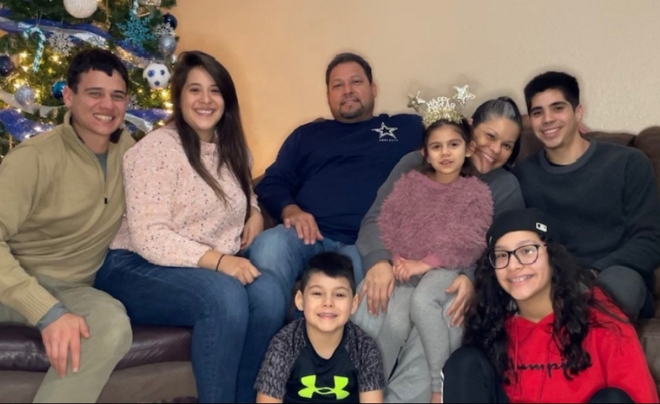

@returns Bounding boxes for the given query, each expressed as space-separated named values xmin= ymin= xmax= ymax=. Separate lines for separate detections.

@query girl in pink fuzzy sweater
xmin=377 ymin=116 xmax=493 ymax=403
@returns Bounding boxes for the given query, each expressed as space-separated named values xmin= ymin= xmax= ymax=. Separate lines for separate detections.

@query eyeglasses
xmin=488 ymin=244 xmax=546 ymax=270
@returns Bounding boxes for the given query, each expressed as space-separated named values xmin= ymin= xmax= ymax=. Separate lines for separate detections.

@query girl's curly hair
xmin=463 ymin=239 xmax=627 ymax=383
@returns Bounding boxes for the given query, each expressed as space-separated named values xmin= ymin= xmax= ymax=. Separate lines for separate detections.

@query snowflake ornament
xmin=117 ymin=14 xmax=155 ymax=50
xmin=85 ymin=35 xmax=106 ymax=48
xmin=47 ymin=32 xmax=76 ymax=56
xmin=153 ymin=23 xmax=175 ymax=38
xmin=127 ymin=95 xmax=140 ymax=110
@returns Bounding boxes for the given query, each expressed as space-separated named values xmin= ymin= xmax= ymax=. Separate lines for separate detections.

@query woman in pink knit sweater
xmin=377 ymin=116 xmax=493 ymax=403
xmin=94 ymin=51 xmax=282 ymax=403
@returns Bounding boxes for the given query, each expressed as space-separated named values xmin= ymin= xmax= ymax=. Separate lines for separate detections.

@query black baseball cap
xmin=487 ymin=208 xmax=559 ymax=248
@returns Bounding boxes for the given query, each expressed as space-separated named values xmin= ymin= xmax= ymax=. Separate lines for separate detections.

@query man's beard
xmin=340 ymin=103 xmax=364 ymax=120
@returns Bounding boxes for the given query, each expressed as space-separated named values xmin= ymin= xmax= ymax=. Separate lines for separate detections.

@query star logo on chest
xmin=372 ymin=122 xmax=398 ymax=142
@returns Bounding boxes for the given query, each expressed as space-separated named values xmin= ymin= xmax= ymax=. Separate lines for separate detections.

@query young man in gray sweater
xmin=514 ymin=71 xmax=660 ymax=318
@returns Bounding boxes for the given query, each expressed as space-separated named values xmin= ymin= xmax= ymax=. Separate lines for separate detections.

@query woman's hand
xmin=360 ymin=261 xmax=395 ymax=316
xmin=218 ymin=255 xmax=261 ymax=285
xmin=241 ymin=208 xmax=264 ymax=249
xmin=445 ymin=274 xmax=474 ymax=327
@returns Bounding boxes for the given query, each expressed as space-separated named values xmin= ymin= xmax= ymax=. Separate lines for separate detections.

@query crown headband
xmin=407 ymin=85 xmax=476 ymax=128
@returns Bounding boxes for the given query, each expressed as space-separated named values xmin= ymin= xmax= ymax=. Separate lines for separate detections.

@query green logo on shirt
xmin=299 ymin=375 xmax=350 ymax=400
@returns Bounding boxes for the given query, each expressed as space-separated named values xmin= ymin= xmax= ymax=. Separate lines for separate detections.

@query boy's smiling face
xmin=295 ymin=272 xmax=358 ymax=335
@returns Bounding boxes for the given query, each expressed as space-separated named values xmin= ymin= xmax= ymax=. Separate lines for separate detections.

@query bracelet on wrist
xmin=215 ymin=254 xmax=225 ymax=271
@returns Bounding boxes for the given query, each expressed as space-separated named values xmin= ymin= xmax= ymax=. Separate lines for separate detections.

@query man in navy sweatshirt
xmin=513 ymin=71 xmax=660 ymax=318
xmin=247 ymin=52 xmax=423 ymax=325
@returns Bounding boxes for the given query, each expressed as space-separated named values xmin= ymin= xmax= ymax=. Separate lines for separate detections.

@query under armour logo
xmin=299 ymin=375 xmax=350 ymax=400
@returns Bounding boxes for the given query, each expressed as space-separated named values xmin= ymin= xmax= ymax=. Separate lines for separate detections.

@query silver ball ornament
xmin=158 ymin=35 xmax=177 ymax=56
xmin=15 ymin=85 xmax=36 ymax=107
xmin=63 ymin=0 xmax=98 ymax=19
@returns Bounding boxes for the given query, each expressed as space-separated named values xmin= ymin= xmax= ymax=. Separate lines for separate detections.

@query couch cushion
xmin=0 ymin=324 xmax=191 ymax=372
xmin=586 ymin=131 xmax=636 ymax=146
xmin=515 ymin=129 xmax=635 ymax=165
xmin=635 ymin=126 xmax=660 ymax=190
xmin=637 ymin=318 xmax=660 ymax=390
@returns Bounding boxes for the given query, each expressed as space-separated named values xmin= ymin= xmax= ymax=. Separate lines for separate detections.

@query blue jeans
xmin=245 ymin=224 xmax=364 ymax=319
xmin=95 ymin=249 xmax=284 ymax=403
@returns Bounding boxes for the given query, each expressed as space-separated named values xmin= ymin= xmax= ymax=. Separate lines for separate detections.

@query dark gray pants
xmin=596 ymin=265 xmax=654 ymax=318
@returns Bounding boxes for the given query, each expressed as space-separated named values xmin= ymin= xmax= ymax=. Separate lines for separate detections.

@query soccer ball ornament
xmin=143 ymin=63 xmax=171 ymax=89
xmin=63 ymin=0 xmax=98 ymax=19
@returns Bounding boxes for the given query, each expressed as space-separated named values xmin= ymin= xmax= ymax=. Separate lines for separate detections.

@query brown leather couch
xmin=1 ymin=126 xmax=659 ymax=402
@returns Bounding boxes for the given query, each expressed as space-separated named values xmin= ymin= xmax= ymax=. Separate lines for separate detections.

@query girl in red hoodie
xmin=442 ymin=208 xmax=658 ymax=403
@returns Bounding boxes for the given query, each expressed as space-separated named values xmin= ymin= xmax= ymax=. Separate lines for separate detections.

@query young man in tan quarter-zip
xmin=0 ymin=49 xmax=135 ymax=402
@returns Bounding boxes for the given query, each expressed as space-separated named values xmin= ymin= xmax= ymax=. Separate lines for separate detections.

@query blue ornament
xmin=163 ymin=13 xmax=177 ymax=30
xmin=52 ymin=80 xmax=66 ymax=100
xmin=0 ymin=55 xmax=15 ymax=77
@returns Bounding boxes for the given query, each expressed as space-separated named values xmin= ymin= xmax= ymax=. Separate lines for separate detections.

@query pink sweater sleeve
xmin=122 ymin=133 xmax=211 ymax=268
xmin=422 ymin=254 xmax=443 ymax=268
xmin=248 ymin=150 xmax=260 ymax=212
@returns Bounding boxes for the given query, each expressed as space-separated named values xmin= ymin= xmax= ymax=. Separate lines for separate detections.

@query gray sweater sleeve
xmin=356 ymin=151 xmax=423 ymax=272
xmin=460 ymin=168 xmax=525 ymax=283
xmin=35 ymin=302 xmax=69 ymax=331
xmin=481 ymin=168 xmax=525 ymax=217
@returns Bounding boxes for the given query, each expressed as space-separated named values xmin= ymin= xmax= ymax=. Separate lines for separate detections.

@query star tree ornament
xmin=63 ymin=0 xmax=98 ymax=19
xmin=452 ymin=85 xmax=475 ymax=106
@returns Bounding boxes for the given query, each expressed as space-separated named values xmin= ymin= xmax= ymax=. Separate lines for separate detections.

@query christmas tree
xmin=0 ymin=0 xmax=179 ymax=162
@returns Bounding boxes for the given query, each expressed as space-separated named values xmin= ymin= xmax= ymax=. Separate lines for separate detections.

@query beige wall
xmin=176 ymin=0 xmax=660 ymax=176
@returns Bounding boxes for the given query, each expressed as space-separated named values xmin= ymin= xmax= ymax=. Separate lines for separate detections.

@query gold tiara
xmin=408 ymin=85 xmax=475 ymax=128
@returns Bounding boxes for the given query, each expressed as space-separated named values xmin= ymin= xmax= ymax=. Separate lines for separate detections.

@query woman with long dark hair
xmin=95 ymin=51 xmax=283 ymax=402
xmin=443 ymin=208 xmax=657 ymax=403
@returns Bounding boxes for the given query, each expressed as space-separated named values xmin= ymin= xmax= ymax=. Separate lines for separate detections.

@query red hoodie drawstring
xmin=513 ymin=318 xmax=522 ymax=397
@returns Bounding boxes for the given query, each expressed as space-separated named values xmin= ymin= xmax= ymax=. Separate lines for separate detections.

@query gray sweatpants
xmin=387 ymin=270 xmax=462 ymax=393
xmin=353 ymin=269 xmax=462 ymax=396
xmin=596 ymin=265 xmax=651 ymax=318
xmin=352 ymin=286 xmax=431 ymax=403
